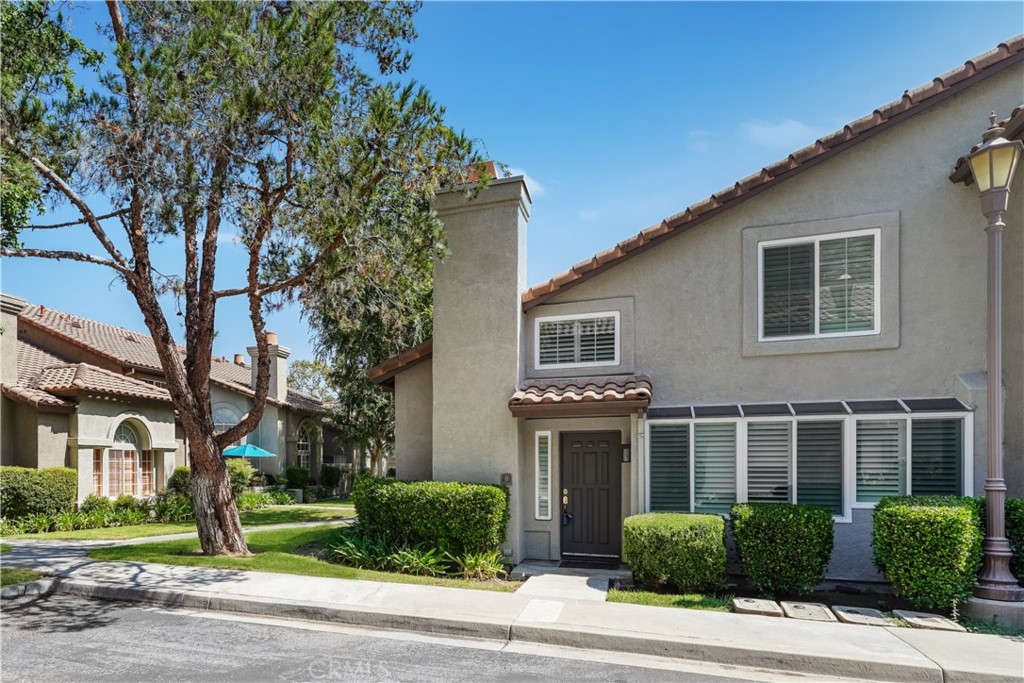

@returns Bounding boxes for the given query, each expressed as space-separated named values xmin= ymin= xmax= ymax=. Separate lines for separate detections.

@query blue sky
xmin=2 ymin=2 xmax=1021 ymax=364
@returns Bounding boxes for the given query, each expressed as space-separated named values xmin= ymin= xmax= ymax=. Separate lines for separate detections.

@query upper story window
xmin=213 ymin=405 xmax=244 ymax=447
xmin=535 ymin=312 xmax=619 ymax=369
xmin=759 ymin=229 xmax=880 ymax=341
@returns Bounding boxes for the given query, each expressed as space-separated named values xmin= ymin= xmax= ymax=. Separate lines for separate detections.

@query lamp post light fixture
xmin=968 ymin=112 xmax=1024 ymax=602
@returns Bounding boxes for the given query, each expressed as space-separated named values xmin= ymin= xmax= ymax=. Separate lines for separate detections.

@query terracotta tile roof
xmin=367 ymin=339 xmax=434 ymax=389
xmin=16 ymin=304 xmax=325 ymax=412
xmin=522 ymin=36 xmax=1024 ymax=310
xmin=37 ymin=362 xmax=172 ymax=403
xmin=509 ymin=375 xmax=652 ymax=416
xmin=0 ymin=340 xmax=76 ymax=409
xmin=950 ymin=103 xmax=1024 ymax=184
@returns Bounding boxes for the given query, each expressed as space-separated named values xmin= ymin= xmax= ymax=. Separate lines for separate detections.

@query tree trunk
xmin=189 ymin=436 xmax=249 ymax=556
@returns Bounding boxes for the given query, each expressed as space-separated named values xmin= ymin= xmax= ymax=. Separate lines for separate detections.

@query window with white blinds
xmin=536 ymin=431 xmax=552 ymax=520
xmin=760 ymin=229 xmax=879 ymax=340
xmin=694 ymin=423 xmax=736 ymax=514
xmin=911 ymin=419 xmax=963 ymax=496
xmin=536 ymin=312 xmax=618 ymax=368
xmin=856 ymin=420 xmax=906 ymax=503
xmin=649 ymin=424 xmax=690 ymax=512
xmin=747 ymin=422 xmax=790 ymax=503
xmin=796 ymin=421 xmax=844 ymax=514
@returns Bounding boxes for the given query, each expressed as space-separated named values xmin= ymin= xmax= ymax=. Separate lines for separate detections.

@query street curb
xmin=509 ymin=622 xmax=942 ymax=683
xmin=53 ymin=579 xmax=513 ymax=641
xmin=1 ymin=578 xmax=56 ymax=599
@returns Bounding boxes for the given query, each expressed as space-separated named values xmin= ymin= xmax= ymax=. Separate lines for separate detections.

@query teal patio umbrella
xmin=222 ymin=443 xmax=277 ymax=475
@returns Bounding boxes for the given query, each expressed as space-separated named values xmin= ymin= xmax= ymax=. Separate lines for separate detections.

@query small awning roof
xmin=509 ymin=375 xmax=652 ymax=418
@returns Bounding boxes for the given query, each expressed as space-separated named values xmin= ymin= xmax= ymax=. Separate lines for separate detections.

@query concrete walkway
xmin=512 ymin=560 xmax=633 ymax=601
xmin=2 ymin=539 xmax=1021 ymax=682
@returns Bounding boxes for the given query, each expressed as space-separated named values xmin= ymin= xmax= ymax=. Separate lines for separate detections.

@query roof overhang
xmin=367 ymin=339 xmax=434 ymax=390
xmin=949 ymin=104 xmax=1024 ymax=185
xmin=508 ymin=375 xmax=652 ymax=418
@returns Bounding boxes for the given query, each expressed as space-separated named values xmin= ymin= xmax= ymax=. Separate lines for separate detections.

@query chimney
xmin=247 ymin=331 xmax=290 ymax=403
xmin=0 ymin=294 xmax=28 ymax=387
xmin=233 ymin=354 xmax=245 ymax=366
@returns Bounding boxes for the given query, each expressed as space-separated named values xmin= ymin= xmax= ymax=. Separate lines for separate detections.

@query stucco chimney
xmin=247 ymin=332 xmax=290 ymax=403
xmin=233 ymin=354 xmax=245 ymax=366
xmin=0 ymin=293 xmax=28 ymax=387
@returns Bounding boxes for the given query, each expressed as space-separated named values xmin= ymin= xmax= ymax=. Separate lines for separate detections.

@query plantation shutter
xmin=796 ymin=421 xmax=843 ymax=514
xmin=818 ymin=234 xmax=875 ymax=334
xmin=762 ymin=243 xmax=814 ymax=337
xmin=856 ymin=420 xmax=906 ymax=503
xmin=578 ymin=317 xmax=616 ymax=363
xmin=538 ymin=320 xmax=576 ymax=365
xmin=911 ymin=419 xmax=963 ymax=495
xmin=536 ymin=433 xmax=552 ymax=519
xmin=694 ymin=423 xmax=737 ymax=515
xmin=649 ymin=425 xmax=690 ymax=511
xmin=747 ymin=422 xmax=791 ymax=503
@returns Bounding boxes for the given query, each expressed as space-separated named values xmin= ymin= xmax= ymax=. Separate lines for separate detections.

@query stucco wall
xmin=36 ymin=412 xmax=69 ymax=469
xmin=520 ymin=416 xmax=632 ymax=560
xmin=432 ymin=177 xmax=531 ymax=561
xmin=394 ymin=360 xmax=433 ymax=480
xmin=1 ymin=396 xmax=16 ymax=465
xmin=12 ymin=401 xmax=39 ymax=468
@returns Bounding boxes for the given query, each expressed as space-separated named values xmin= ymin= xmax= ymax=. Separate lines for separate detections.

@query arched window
xmin=297 ymin=426 xmax=312 ymax=471
xmin=213 ymin=405 xmax=244 ymax=447
xmin=102 ymin=421 xmax=155 ymax=497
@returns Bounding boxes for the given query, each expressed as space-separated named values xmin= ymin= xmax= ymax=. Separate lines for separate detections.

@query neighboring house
xmin=370 ymin=37 xmax=1024 ymax=583
xmin=0 ymin=297 xmax=349 ymax=502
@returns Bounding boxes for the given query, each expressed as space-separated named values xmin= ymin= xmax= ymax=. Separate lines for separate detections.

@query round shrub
xmin=321 ymin=465 xmax=343 ymax=490
xmin=286 ymin=466 xmax=310 ymax=490
xmin=622 ymin=513 xmax=726 ymax=592
xmin=79 ymin=494 xmax=114 ymax=516
xmin=731 ymin=503 xmax=834 ymax=597
xmin=113 ymin=493 xmax=142 ymax=513
xmin=0 ymin=466 xmax=78 ymax=518
xmin=872 ymin=499 xmax=983 ymax=608
xmin=167 ymin=467 xmax=191 ymax=495
xmin=353 ymin=477 xmax=509 ymax=555
xmin=225 ymin=458 xmax=256 ymax=496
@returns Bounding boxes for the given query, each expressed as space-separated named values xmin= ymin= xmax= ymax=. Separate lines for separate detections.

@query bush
xmin=872 ymin=498 xmax=983 ymax=609
xmin=873 ymin=496 xmax=983 ymax=575
xmin=449 ymin=549 xmax=505 ymax=580
xmin=0 ymin=466 xmax=78 ymax=518
xmin=53 ymin=511 xmax=86 ymax=531
xmin=0 ymin=517 xmax=25 ymax=535
xmin=270 ymin=491 xmax=295 ymax=506
xmin=304 ymin=485 xmax=327 ymax=503
xmin=353 ymin=477 xmax=509 ymax=555
xmin=79 ymin=494 xmax=114 ymax=516
xmin=226 ymin=459 xmax=256 ymax=496
xmin=153 ymin=490 xmax=194 ymax=522
xmin=321 ymin=465 xmax=343 ymax=490
xmin=622 ymin=513 xmax=726 ymax=592
xmin=731 ymin=503 xmax=834 ymax=597
xmin=23 ymin=513 xmax=54 ymax=534
xmin=236 ymin=492 xmax=274 ymax=512
xmin=286 ymin=466 xmax=310 ymax=490
xmin=113 ymin=494 xmax=143 ymax=513
xmin=167 ymin=467 xmax=191 ymax=495
xmin=1007 ymin=498 xmax=1024 ymax=582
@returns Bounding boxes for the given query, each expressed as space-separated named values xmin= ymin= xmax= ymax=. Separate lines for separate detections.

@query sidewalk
xmin=3 ymin=540 xmax=1021 ymax=683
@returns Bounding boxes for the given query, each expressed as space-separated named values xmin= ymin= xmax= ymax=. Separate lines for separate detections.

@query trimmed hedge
xmin=167 ymin=467 xmax=191 ymax=495
xmin=0 ymin=466 xmax=78 ymax=518
xmin=321 ymin=465 xmax=343 ymax=490
xmin=352 ymin=476 xmax=509 ymax=555
xmin=1007 ymin=498 xmax=1024 ymax=581
xmin=731 ymin=503 xmax=834 ymax=597
xmin=286 ymin=466 xmax=310 ymax=490
xmin=872 ymin=498 xmax=982 ymax=608
xmin=622 ymin=513 xmax=726 ymax=592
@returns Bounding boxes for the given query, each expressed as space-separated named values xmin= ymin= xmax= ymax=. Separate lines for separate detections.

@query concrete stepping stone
xmin=780 ymin=601 xmax=837 ymax=622
xmin=832 ymin=605 xmax=890 ymax=626
xmin=892 ymin=609 xmax=966 ymax=632
xmin=731 ymin=597 xmax=783 ymax=617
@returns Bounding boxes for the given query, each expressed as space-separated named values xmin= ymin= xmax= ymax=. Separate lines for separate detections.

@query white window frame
xmin=533 ymin=310 xmax=620 ymax=370
xmin=757 ymin=228 xmax=881 ymax=342
xmin=644 ymin=409 xmax=973 ymax=524
xmin=535 ymin=431 xmax=552 ymax=520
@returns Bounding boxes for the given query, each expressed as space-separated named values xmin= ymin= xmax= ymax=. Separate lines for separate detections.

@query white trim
xmin=534 ymin=310 xmax=621 ymax=370
xmin=535 ymin=431 xmax=553 ymax=521
xmin=644 ymin=408 xmax=973 ymax=524
xmin=757 ymin=227 xmax=882 ymax=343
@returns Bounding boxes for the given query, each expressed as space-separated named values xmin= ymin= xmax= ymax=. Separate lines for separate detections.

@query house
xmin=370 ymin=37 xmax=1024 ymax=584
xmin=0 ymin=296 xmax=349 ymax=502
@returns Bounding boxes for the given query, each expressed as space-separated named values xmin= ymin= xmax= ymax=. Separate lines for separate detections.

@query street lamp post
xmin=968 ymin=112 xmax=1024 ymax=602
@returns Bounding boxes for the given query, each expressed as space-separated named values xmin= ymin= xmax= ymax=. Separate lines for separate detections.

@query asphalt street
xmin=0 ymin=595 xmax=796 ymax=683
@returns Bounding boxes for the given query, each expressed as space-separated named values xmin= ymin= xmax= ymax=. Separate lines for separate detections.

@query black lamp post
xmin=968 ymin=112 xmax=1024 ymax=602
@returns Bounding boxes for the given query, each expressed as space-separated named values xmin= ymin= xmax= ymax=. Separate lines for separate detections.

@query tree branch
xmin=1 ymin=248 xmax=132 ymax=275
xmin=11 ymin=208 xmax=129 ymax=231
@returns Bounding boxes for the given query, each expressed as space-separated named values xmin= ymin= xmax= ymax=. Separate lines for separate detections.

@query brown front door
xmin=560 ymin=431 xmax=622 ymax=558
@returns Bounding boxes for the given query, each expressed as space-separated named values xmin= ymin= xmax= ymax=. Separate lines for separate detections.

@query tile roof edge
xmin=367 ymin=339 xmax=434 ymax=386
xmin=1 ymin=383 xmax=77 ymax=411
xmin=522 ymin=36 xmax=1024 ymax=310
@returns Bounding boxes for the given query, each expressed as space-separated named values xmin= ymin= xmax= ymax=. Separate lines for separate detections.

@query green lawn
xmin=0 ymin=544 xmax=11 ymax=554
xmin=5 ymin=506 xmax=355 ymax=541
xmin=1 ymin=567 xmax=42 ymax=587
xmin=304 ymin=497 xmax=352 ymax=507
xmin=88 ymin=525 xmax=515 ymax=592
xmin=607 ymin=588 xmax=733 ymax=612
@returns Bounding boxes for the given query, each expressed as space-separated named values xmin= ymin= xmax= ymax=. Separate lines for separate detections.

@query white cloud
xmin=738 ymin=119 xmax=826 ymax=149
xmin=687 ymin=129 xmax=713 ymax=153
xmin=578 ymin=209 xmax=600 ymax=223
xmin=508 ymin=167 xmax=546 ymax=197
